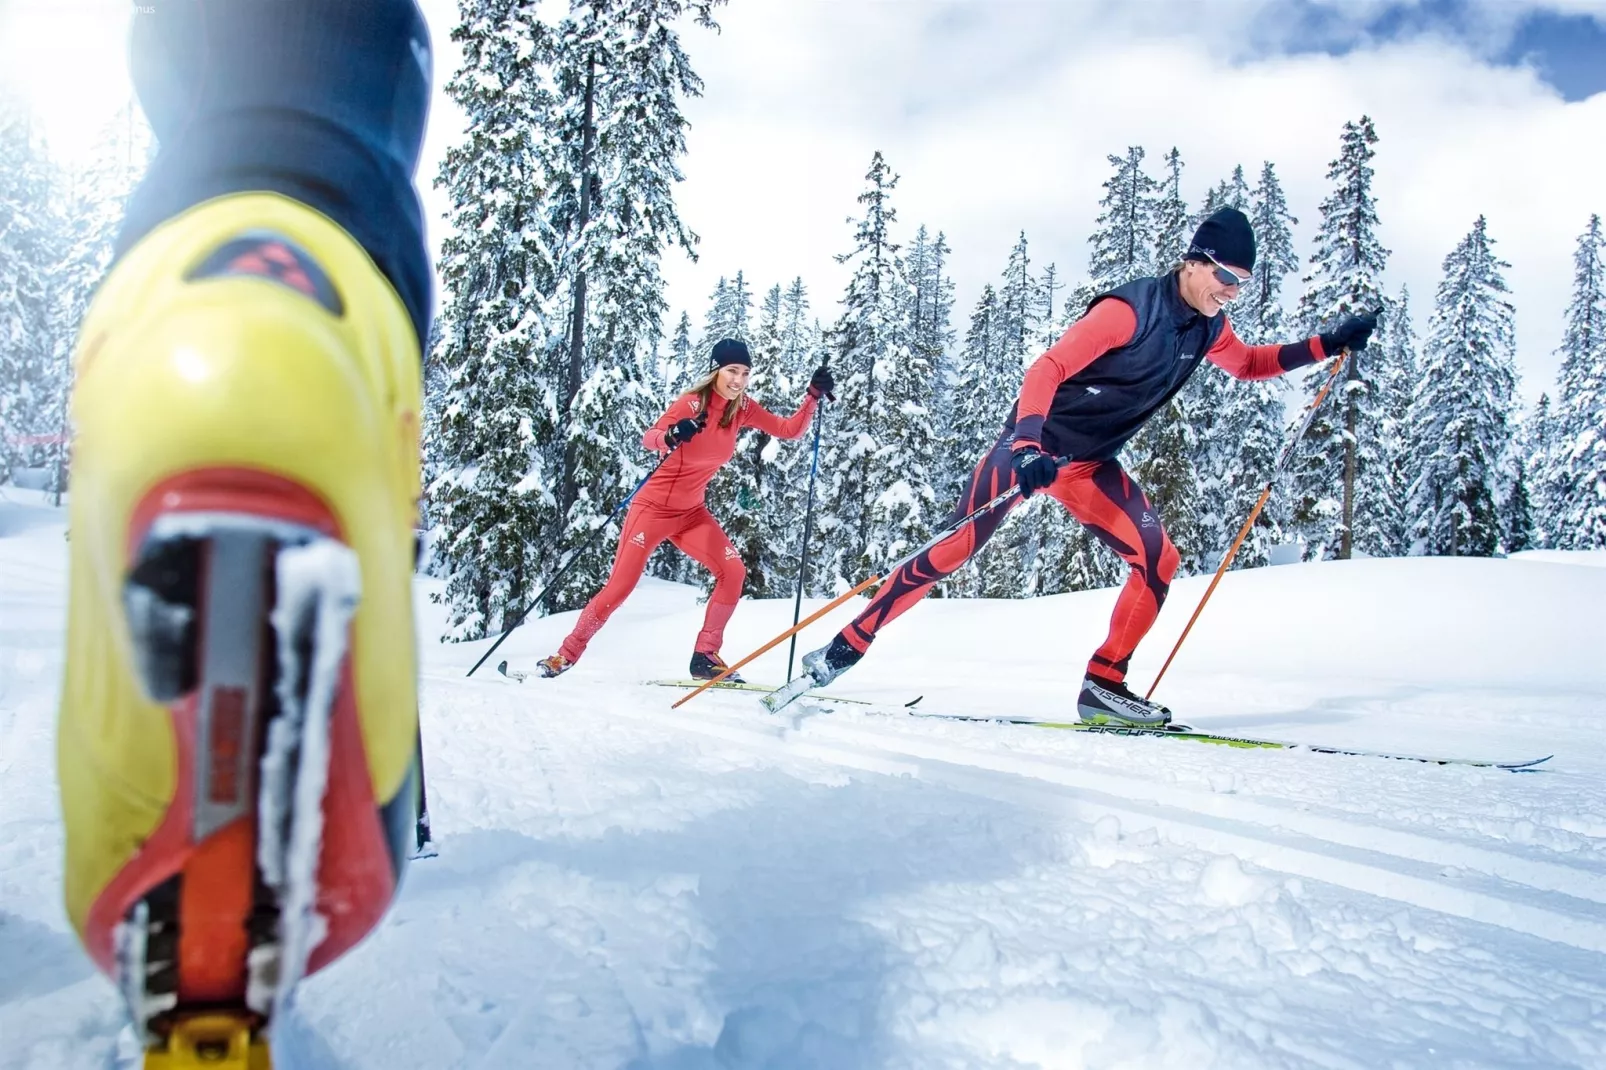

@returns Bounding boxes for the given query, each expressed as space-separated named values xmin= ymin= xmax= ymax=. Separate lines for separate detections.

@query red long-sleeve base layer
xmin=558 ymin=389 xmax=816 ymax=664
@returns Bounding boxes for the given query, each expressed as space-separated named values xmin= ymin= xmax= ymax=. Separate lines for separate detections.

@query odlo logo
xmin=631 ymin=532 xmax=646 ymax=547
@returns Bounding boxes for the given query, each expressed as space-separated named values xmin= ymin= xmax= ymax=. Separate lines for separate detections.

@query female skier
xmin=538 ymin=338 xmax=834 ymax=680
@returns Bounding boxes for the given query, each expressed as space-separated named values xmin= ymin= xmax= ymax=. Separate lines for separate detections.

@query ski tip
xmin=1501 ymin=754 xmax=1553 ymax=770
xmin=904 ymin=696 xmax=924 ymax=708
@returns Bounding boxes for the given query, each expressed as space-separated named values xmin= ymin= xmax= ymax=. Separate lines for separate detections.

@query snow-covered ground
xmin=4 ymin=487 xmax=1605 ymax=1069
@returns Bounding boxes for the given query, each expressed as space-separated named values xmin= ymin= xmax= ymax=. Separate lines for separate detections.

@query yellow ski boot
xmin=58 ymin=192 xmax=425 ymax=1067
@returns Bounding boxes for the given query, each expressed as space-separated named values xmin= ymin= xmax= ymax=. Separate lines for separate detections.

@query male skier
xmin=793 ymin=207 xmax=1375 ymax=725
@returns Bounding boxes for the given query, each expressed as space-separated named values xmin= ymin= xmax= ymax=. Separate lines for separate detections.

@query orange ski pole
xmin=673 ymin=470 xmax=1044 ymax=709
xmin=1146 ymin=350 xmax=1350 ymax=700
xmin=671 ymin=574 xmax=880 ymax=707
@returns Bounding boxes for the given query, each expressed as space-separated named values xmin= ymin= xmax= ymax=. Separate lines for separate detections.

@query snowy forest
xmin=2 ymin=2 xmax=1604 ymax=646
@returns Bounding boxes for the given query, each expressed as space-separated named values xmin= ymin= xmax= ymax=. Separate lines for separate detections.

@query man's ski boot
xmin=689 ymin=651 xmax=744 ymax=684
xmin=57 ymin=193 xmax=425 ymax=1068
xmin=1076 ymin=675 xmax=1174 ymax=727
xmin=536 ymin=654 xmax=571 ymax=678
xmin=762 ymin=634 xmax=861 ymax=713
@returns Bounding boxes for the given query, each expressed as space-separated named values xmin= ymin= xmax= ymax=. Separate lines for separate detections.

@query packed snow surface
xmin=3 ymin=489 xmax=1605 ymax=1069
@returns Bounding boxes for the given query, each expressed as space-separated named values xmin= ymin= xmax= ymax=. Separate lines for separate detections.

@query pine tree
xmin=755 ymin=279 xmax=823 ymax=596
xmin=1369 ymin=286 xmax=1420 ymax=554
xmin=1518 ymin=393 xmax=1557 ymax=546
xmin=1289 ymin=116 xmax=1393 ymax=560
xmin=427 ymin=2 xmax=563 ymax=638
xmin=1503 ymin=456 xmax=1537 ymax=553
xmin=1152 ymin=148 xmax=1191 ymax=272
xmin=1088 ymin=147 xmax=1158 ymax=291
xmin=662 ymin=309 xmax=695 ymax=394
xmin=1408 ymin=217 xmax=1517 ymax=557
xmin=817 ymin=152 xmax=934 ymax=588
xmin=1544 ymin=215 xmax=1606 ymax=549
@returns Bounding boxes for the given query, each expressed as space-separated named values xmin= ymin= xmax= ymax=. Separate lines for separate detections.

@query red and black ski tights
xmin=839 ymin=432 xmax=1180 ymax=684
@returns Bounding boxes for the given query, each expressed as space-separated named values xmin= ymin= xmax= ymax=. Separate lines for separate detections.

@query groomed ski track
xmin=8 ymin=488 xmax=1606 ymax=1068
xmin=434 ymin=673 xmax=1606 ymax=958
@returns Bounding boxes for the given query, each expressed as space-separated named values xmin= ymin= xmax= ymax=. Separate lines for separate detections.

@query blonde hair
xmin=686 ymin=366 xmax=745 ymax=430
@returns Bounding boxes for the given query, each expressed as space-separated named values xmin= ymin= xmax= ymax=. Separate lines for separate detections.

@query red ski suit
xmin=558 ymin=389 xmax=818 ymax=664
xmin=838 ymin=294 xmax=1328 ymax=684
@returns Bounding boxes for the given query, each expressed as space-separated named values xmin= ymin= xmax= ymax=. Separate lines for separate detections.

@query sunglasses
xmin=1199 ymin=251 xmax=1251 ymax=288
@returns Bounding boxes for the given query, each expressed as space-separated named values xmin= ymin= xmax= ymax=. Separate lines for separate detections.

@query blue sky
xmin=1283 ymin=0 xmax=1606 ymax=101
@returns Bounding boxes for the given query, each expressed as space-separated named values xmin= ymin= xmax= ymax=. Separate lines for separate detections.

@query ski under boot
xmin=762 ymin=634 xmax=862 ymax=712
xmin=1076 ymin=675 xmax=1173 ymax=727
xmin=689 ymin=651 xmax=744 ymax=683
xmin=57 ymin=193 xmax=425 ymax=1068
xmin=536 ymin=654 xmax=572 ymax=678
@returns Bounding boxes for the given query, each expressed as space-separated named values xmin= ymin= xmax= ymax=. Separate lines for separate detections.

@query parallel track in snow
xmin=583 ymin=688 xmax=1606 ymax=958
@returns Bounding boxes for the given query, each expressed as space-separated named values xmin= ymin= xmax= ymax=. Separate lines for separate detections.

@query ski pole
xmin=672 ymin=467 xmax=1052 ymax=708
xmin=1146 ymin=349 xmax=1351 ymax=699
xmin=465 ymin=454 xmax=669 ymax=678
xmin=786 ymin=404 xmax=827 ymax=682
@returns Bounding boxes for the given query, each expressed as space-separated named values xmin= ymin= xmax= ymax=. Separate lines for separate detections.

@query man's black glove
xmin=1011 ymin=445 xmax=1060 ymax=498
xmin=665 ymin=414 xmax=704 ymax=449
xmin=807 ymin=365 xmax=835 ymax=401
xmin=1319 ymin=313 xmax=1379 ymax=357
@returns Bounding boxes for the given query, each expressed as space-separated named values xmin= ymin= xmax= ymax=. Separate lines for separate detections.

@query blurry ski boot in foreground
xmin=688 ymin=650 xmax=744 ymax=683
xmin=58 ymin=193 xmax=425 ymax=1068
xmin=1076 ymin=675 xmax=1173 ymax=726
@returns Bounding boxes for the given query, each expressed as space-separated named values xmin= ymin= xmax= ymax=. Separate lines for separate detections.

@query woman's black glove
xmin=807 ymin=365 xmax=835 ymax=401
xmin=665 ymin=415 xmax=704 ymax=449
xmin=1319 ymin=313 xmax=1379 ymax=357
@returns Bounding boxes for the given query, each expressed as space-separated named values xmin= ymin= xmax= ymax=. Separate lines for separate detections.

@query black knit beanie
xmin=1187 ymin=207 xmax=1256 ymax=273
xmin=710 ymin=338 xmax=752 ymax=368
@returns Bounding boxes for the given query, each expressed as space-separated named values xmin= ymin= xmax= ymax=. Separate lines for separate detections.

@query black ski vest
xmin=1006 ymin=272 xmax=1227 ymax=462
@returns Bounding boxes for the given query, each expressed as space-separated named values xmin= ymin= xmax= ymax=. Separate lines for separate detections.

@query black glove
xmin=1319 ymin=313 xmax=1378 ymax=357
xmin=1012 ymin=445 xmax=1060 ymax=498
xmin=664 ymin=414 xmax=704 ymax=449
xmin=807 ymin=365 xmax=835 ymax=401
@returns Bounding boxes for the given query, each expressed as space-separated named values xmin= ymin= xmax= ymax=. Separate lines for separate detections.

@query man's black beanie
xmin=710 ymin=338 xmax=752 ymax=368
xmin=1187 ymin=207 xmax=1256 ymax=273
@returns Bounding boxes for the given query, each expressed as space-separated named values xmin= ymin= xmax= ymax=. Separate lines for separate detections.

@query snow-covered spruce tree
xmin=1189 ymin=161 xmax=1299 ymax=569
xmin=541 ymin=0 xmax=722 ymax=611
xmin=1544 ymin=214 xmax=1606 ymax=549
xmin=904 ymin=226 xmax=955 ymax=451
xmin=739 ymin=280 xmax=817 ymax=596
xmin=1407 ymin=216 xmax=1517 ymax=557
xmin=1089 ymin=146 xmax=1158 ymax=292
xmin=1517 ymin=392 xmax=1557 ymax=546
xmin=1152 ymin=148 xmax=1190 ymax=272
xmin=701 ymin=270 xmax=754 ymax=345
xmin=661 ymin=309 xmax=695 ymax=395
xmin=427 ymin=2 xmax=563 ymax=639
xmin=1289 ymin=116 xmax=1394 ymax=560
xmin=1369 ymin=285 xmax=1421 ymax=554
xmin=816 ymin=152 xmax=935 ymax=589
xmin=1502 ymin=455 xmax=1538 ymax=553
xmin=1033 ymin=261 xmax=1063 ymax=353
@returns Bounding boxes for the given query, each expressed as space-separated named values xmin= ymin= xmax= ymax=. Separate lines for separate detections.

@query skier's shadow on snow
xmin=406 ymin=765 xmax=1049 ymax=1070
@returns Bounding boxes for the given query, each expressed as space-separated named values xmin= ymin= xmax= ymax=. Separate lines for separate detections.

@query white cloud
xmin=634 ymin=1 xmax=1605 ymax=402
